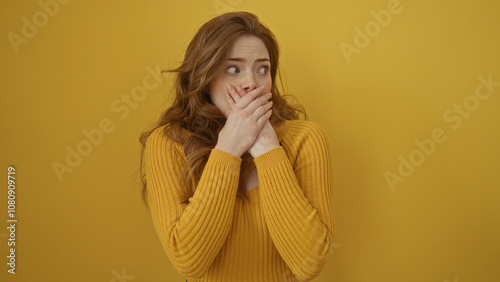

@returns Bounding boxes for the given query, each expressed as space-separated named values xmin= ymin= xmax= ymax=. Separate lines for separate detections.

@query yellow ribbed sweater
xmin=145 ymin=120 xmax=334 ymax=281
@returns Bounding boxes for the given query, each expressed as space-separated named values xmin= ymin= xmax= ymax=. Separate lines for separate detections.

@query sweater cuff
xmin=210 ymin=149 xmax=242 ymax=171
xmin=253 ymin=146 xmax=288 ymax=168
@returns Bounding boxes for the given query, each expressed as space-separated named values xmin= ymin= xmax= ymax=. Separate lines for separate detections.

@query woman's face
xmin=209 ymin=35 xmax=272 ymax=117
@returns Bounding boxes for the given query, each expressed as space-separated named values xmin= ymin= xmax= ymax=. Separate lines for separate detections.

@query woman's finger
xmin=226 ymin=85 xmax=241 ymax=104
xmin=233 ymin=85 xmax=266 ymax=109
xmin=256 ymin=109 xmax=272 ymax=127
xmin=225 ymin=92 xmax=235 ymax=107
xmin=235 ymin=86 xmax=245 ymax=98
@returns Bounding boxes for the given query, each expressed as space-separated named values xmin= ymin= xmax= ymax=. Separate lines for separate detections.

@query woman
xmin=139 ymin=11 xmax=334 ymax=281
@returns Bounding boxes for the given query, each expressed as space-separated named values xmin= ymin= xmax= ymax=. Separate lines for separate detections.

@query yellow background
xmin=1 ymin=0 xmax=499 ymax=281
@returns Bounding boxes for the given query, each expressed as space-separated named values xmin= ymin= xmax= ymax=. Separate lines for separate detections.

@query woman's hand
xmin=214 ymin=84 xmax=273 ymax=158
xmin=248 ymin=119 xmax=280 ymax=158
xmin=228 ymin=86 xmax=280 ymax=158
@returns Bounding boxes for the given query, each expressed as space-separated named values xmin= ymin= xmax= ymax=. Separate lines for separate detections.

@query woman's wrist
xmin=214 ymin=144 xmax=242 ymax=158
xmin=248 ymin=142 xmax=280 ymax=158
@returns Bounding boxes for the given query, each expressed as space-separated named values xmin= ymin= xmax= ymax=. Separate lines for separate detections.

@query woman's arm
xmin=254 ymin=121 xmax=335 ymax=281
xmin=145 ymin=126 xmax=241 ymax=278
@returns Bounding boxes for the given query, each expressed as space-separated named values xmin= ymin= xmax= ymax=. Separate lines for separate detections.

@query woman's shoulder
xmin=277 ymin=120 xmax=331 ymax=163
xmin=280 ymin=119 xmax=328 ymax=138
xmin=278 ymin=119 xmax=330 ymax=150
xmin=147 ymin=123 xmax=185 ymax=148
xmin=146 ymin=124 xmax=187 ymax=162
xmin=148 ymin=124 xmax=170 ymax=142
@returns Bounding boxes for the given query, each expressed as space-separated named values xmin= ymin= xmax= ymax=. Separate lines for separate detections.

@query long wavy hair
xmin=138 ymin=11 xmax=307 ymax=207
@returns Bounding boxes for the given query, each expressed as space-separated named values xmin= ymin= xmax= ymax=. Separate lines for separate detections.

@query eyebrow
xmin=227 ymin=57 xmax=270 ymax=62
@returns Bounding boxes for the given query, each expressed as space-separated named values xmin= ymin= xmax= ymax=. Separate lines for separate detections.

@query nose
xmin=242 ymin=72 xmax=257 ymax=93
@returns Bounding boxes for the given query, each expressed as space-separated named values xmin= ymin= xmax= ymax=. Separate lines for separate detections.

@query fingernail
xmin=226 ymin=85 xmax=231 ymax=89
xmin=236 ymin=86 xmax=242 ymax=92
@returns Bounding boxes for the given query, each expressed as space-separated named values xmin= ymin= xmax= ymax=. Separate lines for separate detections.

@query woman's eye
xmin=227 ymin=66 xmax=239 ymax=74
xmin=259 ymin=66 xmax=269 ymax=75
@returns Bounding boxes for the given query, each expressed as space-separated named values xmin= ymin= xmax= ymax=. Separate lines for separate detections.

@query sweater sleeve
xmin=145 ymin=127 xmax=242 ymax=278
xmin=253 ymin=121 xmax=334 ymax=281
